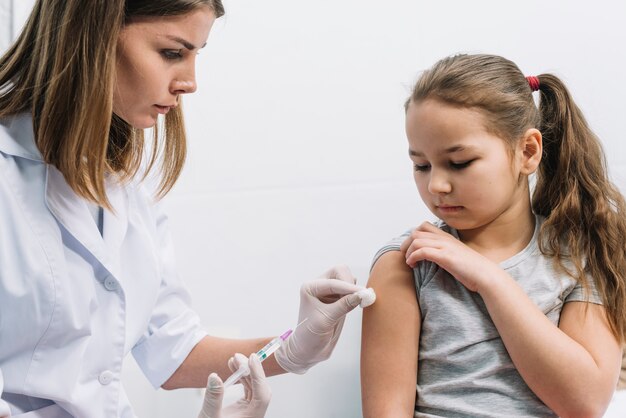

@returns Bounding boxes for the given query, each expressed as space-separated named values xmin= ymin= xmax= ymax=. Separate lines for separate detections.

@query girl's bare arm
xmin=361 ymin=250 xmax=421 ymax=418
xmin=480 ymin=273 xmax=621 ymax=418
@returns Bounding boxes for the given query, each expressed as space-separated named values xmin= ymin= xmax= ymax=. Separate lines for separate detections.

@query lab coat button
xmin=104 ymin=277 xmax=118 ymax=291
xmin=99 ymin=370 xmax=115 ymax=385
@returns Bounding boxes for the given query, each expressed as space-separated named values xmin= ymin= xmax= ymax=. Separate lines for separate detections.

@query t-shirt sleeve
xmin=131 ymin=202 xmax=208 ymax=389
xmin=370 ymin=226 xmax=443 ymax=296
xmin=370 ymin=231 xmax=412 ymax=270
xmin=564 ymin=274 xmax=603 ymax=305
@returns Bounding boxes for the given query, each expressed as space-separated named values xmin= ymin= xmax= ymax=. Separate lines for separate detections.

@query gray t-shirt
xmin=372 ymin=217 xmax=602 ymax=418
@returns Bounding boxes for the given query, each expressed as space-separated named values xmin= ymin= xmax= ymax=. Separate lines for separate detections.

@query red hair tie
xmin=526 ymin=76 xmax=540 ymax=92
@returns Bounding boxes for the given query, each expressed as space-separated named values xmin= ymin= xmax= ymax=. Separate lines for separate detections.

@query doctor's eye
xmin=161 ymin=49 xmax=183 ymax=60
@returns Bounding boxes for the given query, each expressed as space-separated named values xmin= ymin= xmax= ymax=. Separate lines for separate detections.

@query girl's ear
xmin=519 ymin=128 xmax=542 ymax=175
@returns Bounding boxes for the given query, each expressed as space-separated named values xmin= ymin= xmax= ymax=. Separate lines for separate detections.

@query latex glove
xmin=275 ymin=265 xmax=365 ymax=374
xmin=199 ymin=353 xmax=271 ymax=418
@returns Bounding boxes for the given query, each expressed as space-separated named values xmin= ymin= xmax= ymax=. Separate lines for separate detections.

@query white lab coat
xmin=0 ymin=113 xmax=208 ymax=417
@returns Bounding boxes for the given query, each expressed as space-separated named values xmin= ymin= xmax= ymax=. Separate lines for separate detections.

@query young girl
xmin=0 ymin=1 xmax=368 ymax=417
xmin=361 ymin=53 xmax=626 ymax=417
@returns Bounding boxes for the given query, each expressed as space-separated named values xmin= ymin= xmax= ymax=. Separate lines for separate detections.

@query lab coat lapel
xmin=101 ymin=177 xmax=129 ymax=261
xmin=44 ymin=166 xmax=121 ymax=278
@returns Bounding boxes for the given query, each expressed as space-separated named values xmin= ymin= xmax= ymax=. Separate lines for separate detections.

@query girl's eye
xmin=450 ymin=160 xmax=473 ymax=170
xmin=414 ymin=164 xmax=431 ymax=172
xmin=161 ymin=49 xmax=183 ymax=60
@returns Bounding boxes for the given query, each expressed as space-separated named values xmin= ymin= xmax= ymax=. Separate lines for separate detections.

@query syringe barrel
xmin=223 ymin=364 xmax=250 ymax=387
xmin=223 ymin=330 xmax=292 ymax=387
xmin=255 ymin=336 xmax=282 ymax=361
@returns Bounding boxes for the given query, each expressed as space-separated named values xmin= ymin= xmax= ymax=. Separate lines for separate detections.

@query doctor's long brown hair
xmin=406 ymin=54 xmax=626 ymax=342
xmin=0 ymin=0 xmax=224 ymax=208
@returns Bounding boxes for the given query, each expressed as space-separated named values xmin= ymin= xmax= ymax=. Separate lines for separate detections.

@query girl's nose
xmin=428 ymin=170 xmax=452 ymax=194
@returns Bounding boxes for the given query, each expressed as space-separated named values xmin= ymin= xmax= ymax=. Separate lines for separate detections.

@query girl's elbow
xmin=556 ymin=399 xmax=612 ymax=418
xmin=560 ymin=410 xmax=604 ymax=418
xmin=552 ymin=379 xmax=615 ymax=418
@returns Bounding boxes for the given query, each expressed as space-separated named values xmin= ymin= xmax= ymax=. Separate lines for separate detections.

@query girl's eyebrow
xmin=409 ymin=145 xmax=474 ymax=157
xmin=164 ymin=35 xmax=207 ymax=50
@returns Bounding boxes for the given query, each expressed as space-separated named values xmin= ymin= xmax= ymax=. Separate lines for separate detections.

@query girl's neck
xmin=457 ymin=201 xmax=536 ymax=264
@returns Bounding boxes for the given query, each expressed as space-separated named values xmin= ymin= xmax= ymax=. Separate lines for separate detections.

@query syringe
xmin=223 ymin=319 xmax=307 ymax=388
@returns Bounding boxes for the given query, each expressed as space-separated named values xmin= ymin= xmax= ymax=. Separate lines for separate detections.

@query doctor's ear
xmin=518 ymin=128 xmax=542 ymax=175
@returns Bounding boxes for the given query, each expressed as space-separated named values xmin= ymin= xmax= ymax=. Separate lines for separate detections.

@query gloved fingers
xmin=199 ymin=373 xmax=224 ymax=418
xmin=319 ymin=264 xmax=357 ymax=284
xmin=229 ymin=353 xmax=252 ymax=396
xmin=247 ymin=354 xmax=272 ymax=411
xmin=227 ymin=356 xmax=236 ymax=373
xmin=320 ymin=291 xmax=363 ymax=322
xmin=303 ymin=278 xmax=364 ymax=303
xmin=228 ymin=353 xmax=248 ymax=373
xmin=319 ymin=288 xmax=376 ymax=322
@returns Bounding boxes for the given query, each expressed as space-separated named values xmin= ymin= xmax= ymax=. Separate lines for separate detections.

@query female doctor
xmin=0 ymin=1 xmax=369 ymax=417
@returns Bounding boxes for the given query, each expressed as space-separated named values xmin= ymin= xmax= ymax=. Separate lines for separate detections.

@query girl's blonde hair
xmin=0 ymin=0 xmax=225 ymax=208
xmin=407 ymin=54 xmax=626 ymax=342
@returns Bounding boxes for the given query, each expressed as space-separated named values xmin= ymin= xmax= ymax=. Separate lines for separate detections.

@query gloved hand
xmin=274 ymin=265 xmax=365 ymax=374
xmin=199 ymin=353 xmax=271 ymax=418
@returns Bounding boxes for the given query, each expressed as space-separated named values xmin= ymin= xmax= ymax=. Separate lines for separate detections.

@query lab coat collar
xmin=3 ymin=112 xmax=130 ymax=279
xmin=0 ymin=113 xmax=43 ymax=161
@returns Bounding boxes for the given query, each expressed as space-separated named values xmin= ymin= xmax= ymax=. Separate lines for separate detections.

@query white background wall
xmin=2 ymin=0 xmax=626 ymax=417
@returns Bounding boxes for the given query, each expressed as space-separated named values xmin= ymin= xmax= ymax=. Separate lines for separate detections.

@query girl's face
xmin=113 ymin=7 xmax=216 ymax=129
xmin=405 ymin=99 xmax=532 ymax=232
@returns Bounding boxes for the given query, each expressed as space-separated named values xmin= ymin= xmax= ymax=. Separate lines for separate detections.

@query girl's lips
xmin=437 ymin=205 xmax=463 ymax=213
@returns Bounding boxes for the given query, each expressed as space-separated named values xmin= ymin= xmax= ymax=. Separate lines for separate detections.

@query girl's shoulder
xmin=371 ymin=220 xmax=448 ymax=274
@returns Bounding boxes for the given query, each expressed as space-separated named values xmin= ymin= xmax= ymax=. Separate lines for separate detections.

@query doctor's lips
xmin=154 ymin=104 xmax=177 ymax=114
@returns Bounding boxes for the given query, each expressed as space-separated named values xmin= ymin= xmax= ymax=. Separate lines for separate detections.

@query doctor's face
xmin=113 ymin=7 xmax=215 ymax=129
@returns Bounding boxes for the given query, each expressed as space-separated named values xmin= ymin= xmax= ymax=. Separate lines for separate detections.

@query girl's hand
xmin=400 ymin=222 xmax=498 ymax=292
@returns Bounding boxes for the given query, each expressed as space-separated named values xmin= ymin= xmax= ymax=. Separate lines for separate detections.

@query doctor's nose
xmin=427 ymin=171 xmax=452 ymax=194
xmin=171 ymin=70 xmax=197 ymax=95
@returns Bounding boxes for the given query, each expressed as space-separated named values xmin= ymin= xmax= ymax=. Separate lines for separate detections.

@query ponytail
xmin=533 ymin=74 xmax=626 ymax=341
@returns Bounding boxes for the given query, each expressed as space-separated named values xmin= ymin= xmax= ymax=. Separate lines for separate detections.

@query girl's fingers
xmin=416 ymin=221 xmax=440 ymax=233
xmin=401 ymin=229 xmax=441 ymax=252
xmin=406 ymin=247 xmax=444 ymax=268
xmin=405 ymin=238 xmax=445 ymax=258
